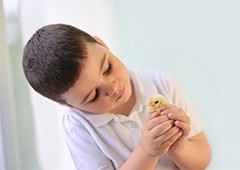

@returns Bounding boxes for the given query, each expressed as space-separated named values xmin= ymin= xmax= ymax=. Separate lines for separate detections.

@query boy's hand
xmin=141 ymin=112 xmax=182 ymax=156
xmin=160 ymin=105 xmax=191 ymax=153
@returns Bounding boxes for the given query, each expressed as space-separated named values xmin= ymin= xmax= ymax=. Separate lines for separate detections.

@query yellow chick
xmin=147 ymin=94 xmax=168 ymax=113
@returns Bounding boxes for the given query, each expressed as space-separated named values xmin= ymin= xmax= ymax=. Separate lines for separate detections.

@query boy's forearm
xmin=118 ymin=143 xmax=160 ymax=170
xmin=167 ymin=133 xmax=211 ymax=170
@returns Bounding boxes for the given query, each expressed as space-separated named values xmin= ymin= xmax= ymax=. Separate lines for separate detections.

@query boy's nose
xmin=103 ymin=80 xmax=117 ymax=96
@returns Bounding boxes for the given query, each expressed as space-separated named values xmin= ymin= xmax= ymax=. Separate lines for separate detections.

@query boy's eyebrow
xmin=100 ymin=52 xmax=106 ymax=73
xmin=80 ymin=53 xmax=106 ymax=104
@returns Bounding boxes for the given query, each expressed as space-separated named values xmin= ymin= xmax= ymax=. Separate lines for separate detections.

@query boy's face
xmin=61 ymin=41 xmax=134 ymax=114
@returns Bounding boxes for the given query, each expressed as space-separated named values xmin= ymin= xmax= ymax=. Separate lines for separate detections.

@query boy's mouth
xmin=116 ymin=86 xmax=125 ymax=101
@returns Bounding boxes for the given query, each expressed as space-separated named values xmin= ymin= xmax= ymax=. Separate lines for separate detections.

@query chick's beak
xmin=149 ymin=101 xmax=154 ymax=107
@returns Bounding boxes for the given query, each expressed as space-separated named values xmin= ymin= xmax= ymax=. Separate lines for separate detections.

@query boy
xmin=22 ymin=24 xmax=211 ymax=169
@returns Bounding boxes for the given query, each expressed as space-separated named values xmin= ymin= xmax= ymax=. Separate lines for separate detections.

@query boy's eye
xmin=103 ymin=63 xmax=112 ymax=76
xmin=90 ymin=89 xmax=100 ymax=103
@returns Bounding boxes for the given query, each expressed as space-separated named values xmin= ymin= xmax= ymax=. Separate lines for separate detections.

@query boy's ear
xmin=93 ymin=36 xmax=109 ymax=49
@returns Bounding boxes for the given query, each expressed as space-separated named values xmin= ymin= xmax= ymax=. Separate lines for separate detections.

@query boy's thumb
xmin=148 ymin=111 xmax=159 ymax=120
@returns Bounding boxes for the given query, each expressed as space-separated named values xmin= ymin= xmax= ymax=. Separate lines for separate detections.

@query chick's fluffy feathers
xmin=147 ymin=94 xmax=168 ymax=113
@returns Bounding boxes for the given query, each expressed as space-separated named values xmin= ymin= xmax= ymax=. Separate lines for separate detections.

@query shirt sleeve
xmin=61 ymin=113 xmax=114 ymax=170
xmin=148 ymin=71 xmax=206 ymax=138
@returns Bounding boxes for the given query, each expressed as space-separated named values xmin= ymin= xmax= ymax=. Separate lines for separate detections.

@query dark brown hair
xmin=22 ymin=24 xmax=98 ymax=103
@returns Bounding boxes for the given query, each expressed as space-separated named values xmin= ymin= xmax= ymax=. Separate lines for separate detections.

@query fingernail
xmin=152 ymin=112 xmax=159 ymax=117
xmin=168 ymin=113 xmax=174 ymax=118
xmin=161 ymin=111 xmax=166 ymax=115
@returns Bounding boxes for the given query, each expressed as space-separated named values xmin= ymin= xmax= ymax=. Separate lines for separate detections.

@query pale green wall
xmin=1 ymin=1 xmax=20 ymax=169
xmin=113 ymin=1 xmax=240 ymax=169
xmin=2 ymin=0 xmax=39 ymax=169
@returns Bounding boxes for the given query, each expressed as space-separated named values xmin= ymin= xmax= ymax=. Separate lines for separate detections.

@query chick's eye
xmin=103 ymin=63 xmax=112 ymax=76
xmin=155 ymin=101 xmax=159 ymax=104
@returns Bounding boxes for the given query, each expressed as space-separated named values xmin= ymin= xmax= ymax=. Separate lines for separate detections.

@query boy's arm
xmin=160 ymin=104 xmax=211 ymax=169
xmin=167 ymin=132 xmax=211 ymax=170
xmin=118 ymin=134 xmax=183 ymax=170
xmin=117 ymin=143 xmax=160 ymax=170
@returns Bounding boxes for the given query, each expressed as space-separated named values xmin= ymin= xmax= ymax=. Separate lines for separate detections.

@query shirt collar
xmin=71 ymin=108 xmax=114 ymax=127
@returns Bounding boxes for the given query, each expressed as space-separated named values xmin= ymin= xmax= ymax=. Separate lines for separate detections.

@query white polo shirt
xmin=61 ymin=69 xmax=206 ymax=170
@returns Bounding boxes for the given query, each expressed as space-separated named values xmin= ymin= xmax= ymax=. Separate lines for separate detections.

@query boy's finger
xmin=175 ymin=121 xmax=190 ymax=135
xmin=146 ymin=115 xmax=170 ymax=130
xmin=160 ymin=104 xmax=176 ymax=111
xmin=161 ymin=128 xmax=182 ymax=146
xmin=151 ymin=120 xmax=175 ymax=136
xmin=146 ymin=112 xmax=159 ymax=121
xmin=168 ymin=113 xmax=190 ymax=124
xmin=151 ymin=111 xmax=160 ymax=118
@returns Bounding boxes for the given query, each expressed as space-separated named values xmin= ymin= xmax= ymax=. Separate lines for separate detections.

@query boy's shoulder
xmin=128 ymin=68 xmax=173 ymax=84
xmin=128 ymin=68 xmax=179 ymax=99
